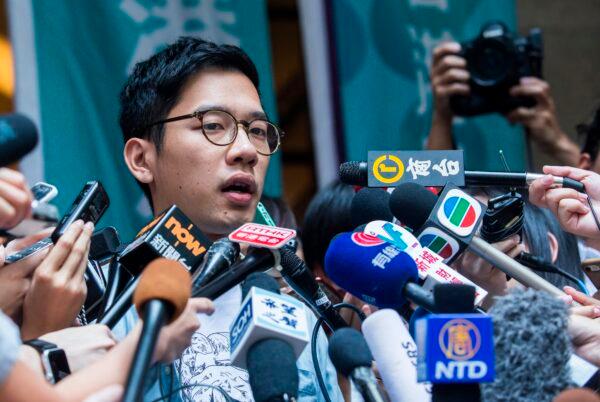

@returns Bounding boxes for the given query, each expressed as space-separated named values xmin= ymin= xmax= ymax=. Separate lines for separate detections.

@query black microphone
xmin=193 ymin=247 xmax=278 ymax=299
xmin=99 ymin=206 xmax=211 ymax=328
xmin=350 ymin=187 xmax=394 ymax=228
xmin=278 ymin=247 xmax=348 ymax=330
xmin=339 ymin=161 xmax=585 ymax=192
xmin=247 ymin=339 xmax=299 ymax=402
xmin=328 ymin=328 xmax=385 ymax=402
xmin=0 ymin=113 xmax=38 ymax=166
xmin=431 ymin=284 xmax=480 ymax=402
xmin=123 ymin=258 xmax=191 ymax=402
xmin=191 ymin=238 xmax=240 ymax=295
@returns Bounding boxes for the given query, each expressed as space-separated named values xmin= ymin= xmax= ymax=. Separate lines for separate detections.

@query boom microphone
xmin=0 ymin=113 xmax=38 ymax=166
xmin=339 ymin=161 xmax=584 ymax=192
xmin=389 ymin=182 xmax=565 ymax=297
xmin=481 ymin=289 xmax=572 ymax=402
xmin=278 ymin=247 xmax=348 ymax=330
xmin=124 ymin=258 xmax=191 ymax=402
xmin=328 ymin=328 xmax=385 ymax=402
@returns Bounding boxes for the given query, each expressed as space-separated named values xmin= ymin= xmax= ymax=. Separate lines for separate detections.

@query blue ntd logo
xmin=416 ymin=314 xmax=495 ymax=384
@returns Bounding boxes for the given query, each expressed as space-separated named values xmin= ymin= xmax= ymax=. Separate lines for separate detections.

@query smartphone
xmin=51 ymin=181 xmax=109 ymax=243
xmin=31 ymin=182 xmax=58 ymax=204
xmin=4 ymin=237 xmax=53 ymax=264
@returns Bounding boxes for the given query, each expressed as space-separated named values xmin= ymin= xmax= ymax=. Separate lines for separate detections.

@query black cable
xmin=586 ymin=190 xmax=600 ymax=234
xmin=311 ymin=302 xmax=366 ymax=402
xmin=516 ymin=252 xmax=588 ymax=293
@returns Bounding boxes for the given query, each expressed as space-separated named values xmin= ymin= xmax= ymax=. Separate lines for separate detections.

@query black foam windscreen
xmin=0 ymin=113 xmax=38 ymax=166
xmin=328 ymin=328 xmax=373 ymax=377
xmin=433 ymin=284 xmax=476 ymax=313
xmin=247 ymin=338 xmax=299 ymax=402
xmin=389 ymin=183 xmax=437 ymax=230
xmin=339 ymin=161 xmax=367 ymax=186
xmin=481 ymin=289 xmax=572 ymax=402
xmin=350 ymin=187 xmax=394 ymax=228
xmin=241 ymin=272 xmax=280 ymax=299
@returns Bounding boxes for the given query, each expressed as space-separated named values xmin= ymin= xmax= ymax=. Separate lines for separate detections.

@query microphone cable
xmin=311 ymin=303 xmax=366 ymax=402
xmin=516 ymin=252 xmax=589 ymax=294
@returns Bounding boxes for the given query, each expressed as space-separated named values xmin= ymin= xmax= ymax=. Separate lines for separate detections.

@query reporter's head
xmin=120 ymin=37 xmax=281 ymax=239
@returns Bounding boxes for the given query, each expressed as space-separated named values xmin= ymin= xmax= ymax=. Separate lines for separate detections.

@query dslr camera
xmin=450 ymin=21 xmax=543 ymax=116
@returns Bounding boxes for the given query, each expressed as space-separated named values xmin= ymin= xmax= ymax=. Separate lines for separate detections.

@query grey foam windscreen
xmin=481 ymin=289 xmax=572 ymax=402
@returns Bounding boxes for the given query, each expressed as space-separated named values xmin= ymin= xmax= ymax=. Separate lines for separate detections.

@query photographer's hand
xmin=426 ymin=42 xmax=469 ymax=150
xmin=507 ymin=77 xmax=579 ymax=166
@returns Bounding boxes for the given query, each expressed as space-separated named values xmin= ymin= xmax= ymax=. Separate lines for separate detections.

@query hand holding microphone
xmin=529 ymin=165 xmax=600 ymax=238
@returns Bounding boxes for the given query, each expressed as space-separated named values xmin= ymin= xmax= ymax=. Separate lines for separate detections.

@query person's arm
xmin=507 ymin=77 xmax=580 ymax=166
xmin=425 ymin=42 xmax=469 ymax=151
xmin=0 ymin=298 xmax=213 ymax=402
xmin=19 ymin=324 xmax=118 ymax=377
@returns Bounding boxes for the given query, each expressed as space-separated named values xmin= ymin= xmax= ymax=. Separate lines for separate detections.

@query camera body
xmin=450 ymin=22 xmax=543 ymax=117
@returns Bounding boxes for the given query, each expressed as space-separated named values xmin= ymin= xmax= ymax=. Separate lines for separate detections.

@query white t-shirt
xmin=176 ymin=285 xmax=252 ymax=401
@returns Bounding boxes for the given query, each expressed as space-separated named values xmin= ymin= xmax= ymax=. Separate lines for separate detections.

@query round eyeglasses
xmin=146 ymin=109 xmax=284 ymax=155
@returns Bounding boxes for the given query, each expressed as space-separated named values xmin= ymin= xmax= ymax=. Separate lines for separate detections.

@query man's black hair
xmin=578 ymin=106 xmax=600 ymax=162
xmin=301 ymin=181 xmax=355 ymax=271
xmin=119 ymin=36 xmax=260 ymax=204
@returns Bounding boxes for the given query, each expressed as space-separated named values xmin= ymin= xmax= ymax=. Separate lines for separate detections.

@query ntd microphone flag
xmin=325 ymin=232 xmax=418 ymax=308
xmin=230 ymin=287 xmax=309 ymax=369
xmin=416 ymin=314 xmax=494 ymax=383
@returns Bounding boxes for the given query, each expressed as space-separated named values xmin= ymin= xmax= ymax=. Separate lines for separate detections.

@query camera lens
xmin=469 ymin=39 xmax=513 ymax=87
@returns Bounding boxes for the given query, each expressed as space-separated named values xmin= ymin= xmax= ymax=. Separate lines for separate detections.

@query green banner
xmin=30 ymin=0 xmax=279 ymax=240
xmin=331 ymin=0 xmax=526 ymax=172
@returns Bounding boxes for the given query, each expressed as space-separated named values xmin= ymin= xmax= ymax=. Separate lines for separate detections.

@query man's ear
xmin=123 ymin=138 xmax=156 ymax=185
xmin=578 ymin=152 xmax=592 ymax=170
xmin=547 ymin=231 xmax=559 ymax=264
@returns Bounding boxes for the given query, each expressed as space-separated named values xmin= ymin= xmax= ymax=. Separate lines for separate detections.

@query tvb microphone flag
xmin=8 ymin=0 xmax=281 ymax=240
xmin=326 ymin=0 xmax=527 ymax=171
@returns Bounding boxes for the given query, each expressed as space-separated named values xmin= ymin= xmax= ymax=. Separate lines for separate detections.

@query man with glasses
xmin=117 ymin=37 xmax=343 ymax=401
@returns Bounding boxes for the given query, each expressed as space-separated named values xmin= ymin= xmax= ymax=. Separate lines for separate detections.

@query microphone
xmin=324 ymin=231 xmax=434 ymax=310
xmin=481 ymin=289 xmax=573 ymax=402
xmin=416 ymin=284 xmax=491 ymax=402
xmin=99 ymin=206 xmax=211 ymax=328
xmin=247 ymin=339 xmax=299 ymax=402
xmin=0 ymin=113 xmax=38 ymax=166
xmin=123 ymin=258 xmax=191 ymax=402
xmin=350 ymin=188 xmax=394 ymax=227
xmin=363 ymin=219 xmax=488 ymax=305
xmin=192 ymin=247 xmax=279 ymax=299
xmin=191 ymin=238 xmax=240 ymax=295
xmin=328 ymin=328 xmax=385 ymax=402
xmin=389 ymin=182 xmax=566 ymax=298
xmin=339 ymin=161 xmax=584 ymax=192
xmin=278 ymin=247 xmax=348 ymax=330
xmin=362 ymin=309 xmax=431 ymax=402
xmin=230 ymin=273 xmax=305 ymax=402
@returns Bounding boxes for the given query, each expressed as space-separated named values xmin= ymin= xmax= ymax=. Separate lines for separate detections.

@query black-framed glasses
xmin=146 ymin=109 xmax=284 ymax=155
